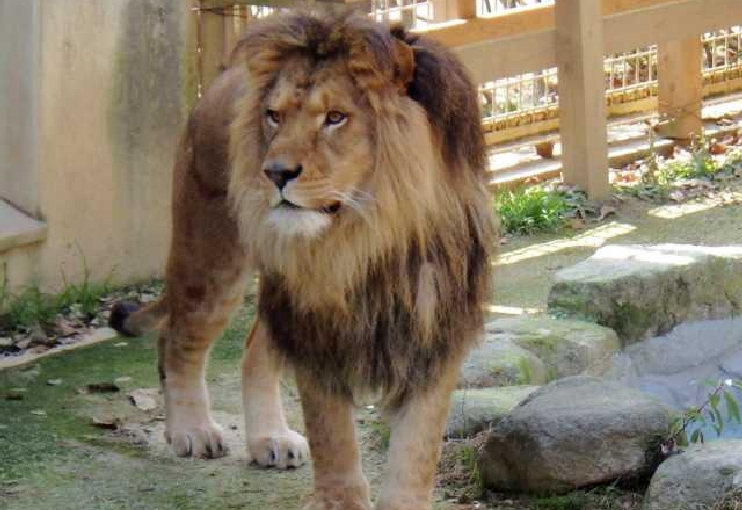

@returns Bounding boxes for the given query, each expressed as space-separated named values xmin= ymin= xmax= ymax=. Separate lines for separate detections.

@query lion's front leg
xmin=296 ymin=373 xmax=371 ymax=510
xmin=242 ymin=320 xmax=309 ymax=468
xmin=375 ymin=357 xmax=463 ymax=510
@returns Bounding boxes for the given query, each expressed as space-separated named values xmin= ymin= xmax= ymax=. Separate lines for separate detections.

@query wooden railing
xmin=192 ymin=0 xmax=742 ymax=199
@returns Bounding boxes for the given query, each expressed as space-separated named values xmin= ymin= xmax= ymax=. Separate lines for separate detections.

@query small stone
xmin=30 ymin=409 xmax=47 ymax=416
xmin=77 ymin=382 xmax=120 ymax=394
xmin=29 ymin=323 xmax=51 ymax=346
xmin=139 ymin=293 xmax=157 ymax=303
xmin=128 ymin=388 xmax=158 ymax=411
xmin=6 ymin=388 xmax=27 ymax=401
xmin=15 ymin=338 xmax=31 ymax=350
xmin=55 ymin=317 xmax=78 ymax=337
xmin=91 ymin=416 xmax=120 ymax=429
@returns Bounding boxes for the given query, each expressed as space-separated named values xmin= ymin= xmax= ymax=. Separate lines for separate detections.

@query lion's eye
xmin=325 ymin=111 xmax=347 ymax=127
xmin=266 ymin=109 xmax=281 ymax=126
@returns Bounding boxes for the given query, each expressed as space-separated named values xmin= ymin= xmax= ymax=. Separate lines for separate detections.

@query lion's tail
xmin=109 ymin=296 xmax=168 ymax=337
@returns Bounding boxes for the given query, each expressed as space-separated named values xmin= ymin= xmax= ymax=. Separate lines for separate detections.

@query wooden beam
xmin=554 ymin=0 xmax=611 ymax=200
xmin=202 ymin=0 xmax=369 ymax=8
xmin=200 ymin=8 xmax=226 ymax=89
xmin=223 ymin=5 xmax=239 ymax=68
xmin=418 ymin=4 xmax=554 ymax=48
xmin=603 ymin=0 xmax=742 ymax=54
xmin=657 ymin=37 xmax=704 ymax=140
xmin=441 ymin=0 xmax=742 ymax=85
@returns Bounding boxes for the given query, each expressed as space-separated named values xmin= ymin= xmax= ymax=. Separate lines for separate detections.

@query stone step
xmin=548 ymin=244 xmax=742 ymax=344
xmin=458 ymin=316 xmax=620 ymax=390
xmin=0 ymin=199 xmax=46 ymax=254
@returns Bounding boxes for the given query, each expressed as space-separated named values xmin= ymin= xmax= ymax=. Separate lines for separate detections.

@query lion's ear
xmin=392 ymin=38 xmax=415 ymax=94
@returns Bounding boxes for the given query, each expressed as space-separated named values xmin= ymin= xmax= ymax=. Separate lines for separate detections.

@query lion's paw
xmin=303 ymin=498 xmax=371 ymax=510
xmin=247 ymin=430 xmax=309 ymax=469
xmin=166 ymin=419 xmax=228 ymax=459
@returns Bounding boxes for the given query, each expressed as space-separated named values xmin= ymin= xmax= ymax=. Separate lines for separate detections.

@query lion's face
xmin=255 ymin=57 xmax=375 ymax=238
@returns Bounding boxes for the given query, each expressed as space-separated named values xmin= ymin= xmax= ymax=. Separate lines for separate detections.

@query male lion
xmin=111 ymin=10 xmax=496 ymax=510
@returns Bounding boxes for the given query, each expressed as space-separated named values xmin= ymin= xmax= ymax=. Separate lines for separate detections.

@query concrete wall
xmin=0 ymin=1 xmax=41 ymax=216
xmin=0 ymin=0 xmax=196 ymax=292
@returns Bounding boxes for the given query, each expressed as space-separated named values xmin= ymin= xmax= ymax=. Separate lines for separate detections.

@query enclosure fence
xmin=192 ymin=0 xmax=742 ymax=198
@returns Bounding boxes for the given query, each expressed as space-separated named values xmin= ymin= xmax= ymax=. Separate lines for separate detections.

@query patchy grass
xmin=496 ymin=187 xmax=569 ymax=235
xmin=0 ymin=268 xmax=113 ymax=332
xmin=714 ymin=488 xmax=742 ymax=510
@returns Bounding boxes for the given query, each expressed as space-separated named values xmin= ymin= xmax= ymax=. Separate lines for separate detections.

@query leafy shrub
xmin=496 ymin=187 xmax=569 ymax=235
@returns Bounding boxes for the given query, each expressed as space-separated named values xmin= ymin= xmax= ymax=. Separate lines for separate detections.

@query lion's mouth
xmin=278 ymin=199 xmax=341 ymax=215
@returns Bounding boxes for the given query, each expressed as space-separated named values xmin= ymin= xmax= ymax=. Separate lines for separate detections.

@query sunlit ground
xmin=490 ymin=182 xmax=742 ymax=315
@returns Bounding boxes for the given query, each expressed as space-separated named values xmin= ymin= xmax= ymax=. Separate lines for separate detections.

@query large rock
xmin=477 ymin=377 xmax=670 ymax=494
xmin=548 ymin=244 xmax=742 ymax=344
xmin=474 ymin=317 xmax=620 ymax=382
xmin=458 ymin=336 xmax=547 ymax=388
xmin=644 ymin=440 xmax=742 ymax=510
xmin=445 ymin=386 xmax=538 ymax=439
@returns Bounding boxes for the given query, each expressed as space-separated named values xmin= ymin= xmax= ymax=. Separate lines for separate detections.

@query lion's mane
xmin=228 ymin=11 xmax=497 ymax=402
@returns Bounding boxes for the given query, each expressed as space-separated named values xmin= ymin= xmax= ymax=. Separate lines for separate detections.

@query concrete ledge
xmin=0 ymin=200 xmax=47 ymax=253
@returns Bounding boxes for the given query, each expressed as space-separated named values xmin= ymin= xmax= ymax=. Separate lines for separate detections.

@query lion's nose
xmin=263 ymin=162 xmax=303 ymax=190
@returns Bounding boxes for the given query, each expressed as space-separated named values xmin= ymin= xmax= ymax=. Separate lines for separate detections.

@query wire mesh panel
xmin=483 ymin=26 xmax=742 ymax=134
xmin=368 ymin=0 xmax=433 ymax=29
xmin=477 ymin=0 xmax=552 ymax=17
xmin=479 ymin=69 xmax=558 ymax=131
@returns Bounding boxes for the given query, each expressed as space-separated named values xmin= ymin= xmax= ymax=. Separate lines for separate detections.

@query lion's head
xmin=229 ymin=11 xmax=492 ymax=301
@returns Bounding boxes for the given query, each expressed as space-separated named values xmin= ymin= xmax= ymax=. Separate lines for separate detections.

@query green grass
xmin=0 ymin=298 xmax=254 ymax=478
xmin=0 ymin=299 xmax=269 ymax=510
xmin=0 ymin=262 xmax=113 ymax=331
xmin=496 ymin=187 xmax=569 ymax=235
xmin=533 ymin=492 xmax=589 ymax=510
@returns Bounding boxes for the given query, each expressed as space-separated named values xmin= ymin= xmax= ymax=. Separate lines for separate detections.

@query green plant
xmin=534 ymin=491 xmax=588 ymax=510
xmin=6 ymin=287 xmax=58 ymax=329
xmin=458 ymin=445 xmax=483 ymax=491
xmin=0 ymin=251 xmax=115 ymax=331
xmin=369 ymin=421 xmax=391 ymax=450
xmin=665 ymin=378 xmax=742 ymax=453
xmin=496 ymin=186 xmax=569 ymax=235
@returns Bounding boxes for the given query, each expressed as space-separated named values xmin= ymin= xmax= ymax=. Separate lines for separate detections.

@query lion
xmin=110 ymin=10 xmax=496 ymax=510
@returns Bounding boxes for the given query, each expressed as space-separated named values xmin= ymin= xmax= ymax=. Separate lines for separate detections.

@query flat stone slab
xmin=548 ymin=244 xmax=742 ymax=344
xmin=445 ymin=386 xmax=538 ymax=439
xmin=477 ymin=376 xmax=670 ymax=494
xmin=644 ymin=440 xmax=742 ymax=510
xmin=0 ymin=199 xmax=47 ymax=253
xmin=458 ymin=336 xmax=547 ymax=388
xmin=470 ymin=317 xmax=620 ymax=383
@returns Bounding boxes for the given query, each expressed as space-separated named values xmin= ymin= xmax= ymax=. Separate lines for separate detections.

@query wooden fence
xmin=191 ymin=0 xmax=742 ymax=199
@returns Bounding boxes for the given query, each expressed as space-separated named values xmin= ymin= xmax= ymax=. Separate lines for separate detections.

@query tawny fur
xmin=111 ymin=9 xmax=497 ymax=509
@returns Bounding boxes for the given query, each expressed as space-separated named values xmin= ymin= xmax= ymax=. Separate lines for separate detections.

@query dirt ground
xmin=1 ymin=185 xmax=741 ymax=510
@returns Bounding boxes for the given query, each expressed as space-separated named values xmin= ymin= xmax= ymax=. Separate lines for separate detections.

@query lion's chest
xmin=258 ymin=270 xmax=454 ymax=397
